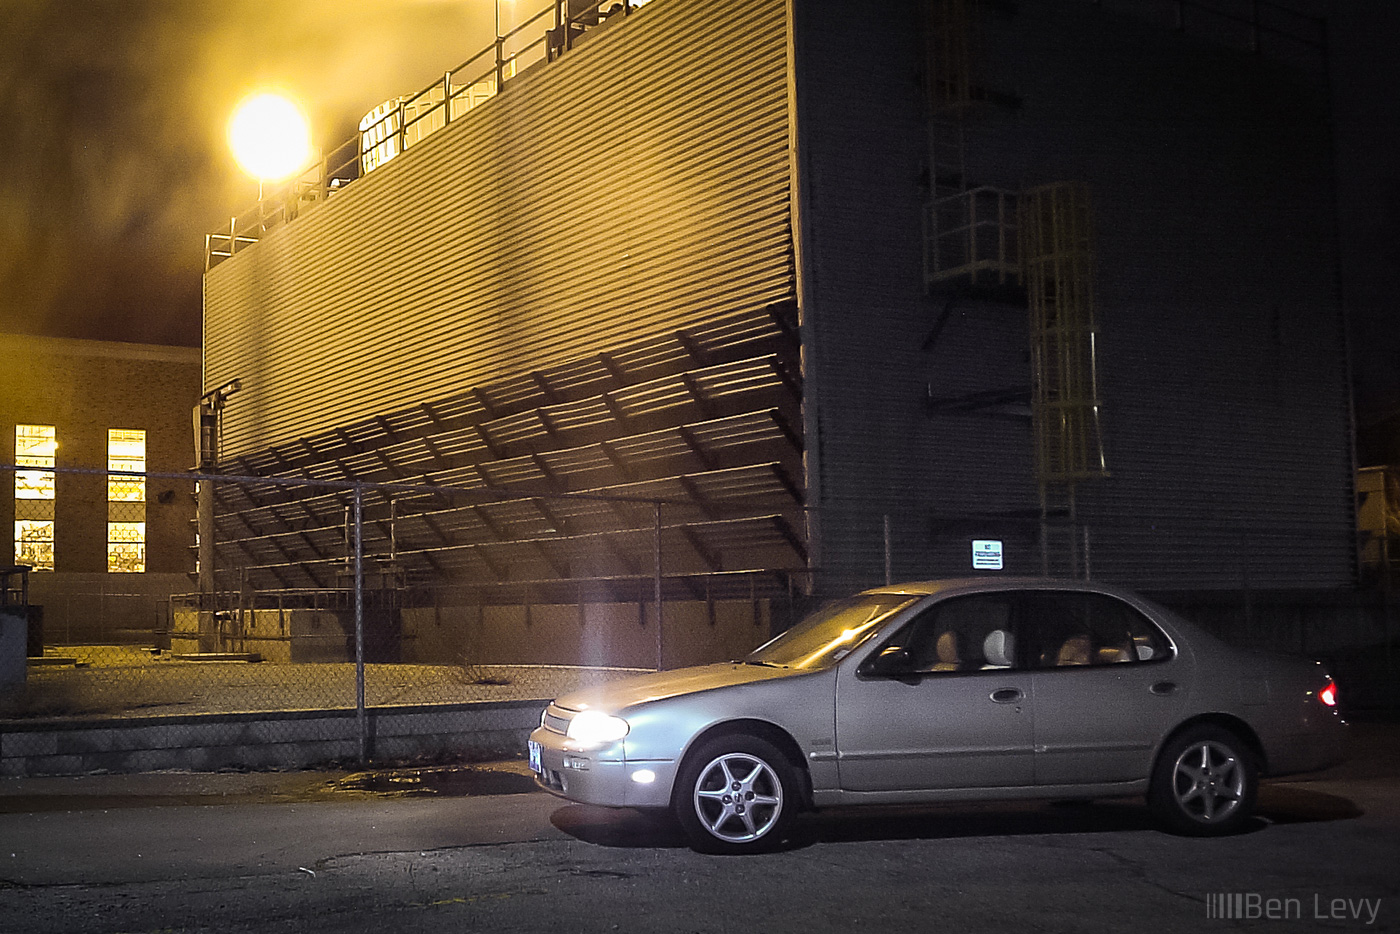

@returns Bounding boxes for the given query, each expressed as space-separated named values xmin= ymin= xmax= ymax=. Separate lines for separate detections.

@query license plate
xmin=528 ymin=740 xmax=542 ymax=774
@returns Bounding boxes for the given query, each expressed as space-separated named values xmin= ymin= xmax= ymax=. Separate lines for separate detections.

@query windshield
xmin=745 ymin=593 xmax=919 ymax=670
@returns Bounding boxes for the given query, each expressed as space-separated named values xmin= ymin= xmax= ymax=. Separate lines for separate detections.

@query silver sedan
xmin=528 ymin=578 xmax=1346 ymax=852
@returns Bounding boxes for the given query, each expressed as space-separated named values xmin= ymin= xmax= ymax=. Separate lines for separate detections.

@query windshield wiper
xmin=740 ymin=659 xmax=787 ymax=669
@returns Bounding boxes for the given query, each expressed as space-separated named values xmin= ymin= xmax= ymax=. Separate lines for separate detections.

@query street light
xmin=227 ymin=92 xmax=312 ymax=183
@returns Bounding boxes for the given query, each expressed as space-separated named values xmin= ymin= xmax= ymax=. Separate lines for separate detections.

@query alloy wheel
xmin=692 ymin=751 xmax=784 ymax=844
xmin=1171 ymin=739 xmax=1246 ymax=825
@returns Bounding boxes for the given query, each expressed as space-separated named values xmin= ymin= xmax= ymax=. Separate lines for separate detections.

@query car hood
xmin=551 ymin=662 xmax=799 ymax=714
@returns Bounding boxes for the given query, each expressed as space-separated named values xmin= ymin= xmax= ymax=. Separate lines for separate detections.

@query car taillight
xmin=1318 ymin=680 xmax=1338 ymax=707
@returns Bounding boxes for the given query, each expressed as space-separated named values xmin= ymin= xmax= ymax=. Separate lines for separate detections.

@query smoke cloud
xmin=0 ymin=0 xmax=497 ymax=345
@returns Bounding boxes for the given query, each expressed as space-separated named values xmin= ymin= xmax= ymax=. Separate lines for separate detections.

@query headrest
xmin=983 ymin=629 xmax=1015 ymax=668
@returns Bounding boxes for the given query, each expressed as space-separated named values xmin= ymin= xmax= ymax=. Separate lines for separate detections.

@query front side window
xmin=1024 ymin=591 xmax=1173 ymax=668
xmin=14 ymin=425 xmax=56 ymax=570
xmin=746 ymin=594 xmax=919 ymax=670
xmin=868 ymin=593 xmax=1020 ymax=674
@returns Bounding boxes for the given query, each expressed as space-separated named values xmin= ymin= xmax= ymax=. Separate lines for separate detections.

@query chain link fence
xmin=3 ymin=466 xmax=1396 ymax=761
xmin=1 ymin=466 xmax=813 ymax=761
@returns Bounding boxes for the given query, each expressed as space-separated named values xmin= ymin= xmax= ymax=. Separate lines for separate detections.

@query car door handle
xmin=990 ymin=688 xmax=1023 ymax=704
xmin=1150 ymin=681 xmax=1178 ymax=696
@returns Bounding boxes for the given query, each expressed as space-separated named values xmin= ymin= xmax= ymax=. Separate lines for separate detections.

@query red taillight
xmin=1318 ymin=681 xmax=1338 ymax=707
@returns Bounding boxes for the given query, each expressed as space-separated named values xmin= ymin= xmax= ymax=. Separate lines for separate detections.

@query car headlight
xmin=566 ymin=710 xmax=630 ymax=746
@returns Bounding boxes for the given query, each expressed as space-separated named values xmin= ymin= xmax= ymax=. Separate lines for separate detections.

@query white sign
xmin=972 ymin=539 xmax=1004 ymax=570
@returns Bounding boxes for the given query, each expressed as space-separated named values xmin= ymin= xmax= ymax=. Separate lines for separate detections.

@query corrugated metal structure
xmin=204 ymin=0 xmax=793 ymax=457
xmin=201 ymin=0 xmax=1356 ymax=664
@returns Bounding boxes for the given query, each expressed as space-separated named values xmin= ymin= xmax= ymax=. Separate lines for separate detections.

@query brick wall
xmin=1 ymin=333 xmax=201 ymax=642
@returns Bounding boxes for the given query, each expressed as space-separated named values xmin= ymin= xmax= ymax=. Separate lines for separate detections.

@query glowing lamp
xmin=228 ymin=93 xmax=312 ymax=181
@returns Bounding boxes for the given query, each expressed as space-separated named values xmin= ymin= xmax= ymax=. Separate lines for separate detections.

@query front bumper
xmin=528 ymin=725 xmax=677 ymax=809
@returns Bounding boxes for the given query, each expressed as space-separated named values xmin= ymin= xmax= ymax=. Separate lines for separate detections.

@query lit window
xmin=15 ymin=425 xmax=55 ymax=500
xmin=107 ymin=522 xmax=147 ymax=574
xmin=108 ymin=428 xmax=146 ymax=502
xmin=108 ymin=429 xmax=146 ymax=573
xmin=15 ymin=425 xmax=55 ymax=570
xmin=16 ymin=520 xmax=54 ymax=570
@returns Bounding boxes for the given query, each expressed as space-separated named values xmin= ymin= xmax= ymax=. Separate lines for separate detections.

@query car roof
xmin=859 ymin=577 xmax=1132 ymax=598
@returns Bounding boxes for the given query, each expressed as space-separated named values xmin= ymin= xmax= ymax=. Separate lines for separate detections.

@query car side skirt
xmin=813 ymin=779 xmax=1149 ymax=808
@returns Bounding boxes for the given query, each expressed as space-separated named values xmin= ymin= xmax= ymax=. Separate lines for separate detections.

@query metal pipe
xmin=654 ymin=501 xmax=663 ymax=671
xmin=883 ymin=514 xmax=892 ymax=585
xmin=354 ymin=485 xmax=367 ymax=764
xmin=396 ymin=99 xmax=406 ymax=158
xmin=495 ymin=0 xmax=505 ymax=92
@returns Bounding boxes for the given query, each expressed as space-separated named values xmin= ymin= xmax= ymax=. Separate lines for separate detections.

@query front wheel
xmin=673 ymin=734 xmax=797 ymax=853
xmin=1148 ymin=725 xmax=1258 ymax=836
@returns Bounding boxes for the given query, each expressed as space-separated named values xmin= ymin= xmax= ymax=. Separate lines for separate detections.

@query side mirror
xmin=861 ymin=645 xmax=913 ymax=678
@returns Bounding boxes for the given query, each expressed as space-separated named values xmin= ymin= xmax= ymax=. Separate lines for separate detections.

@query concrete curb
xmin=0 ymin=699 xmax=547 ymax=776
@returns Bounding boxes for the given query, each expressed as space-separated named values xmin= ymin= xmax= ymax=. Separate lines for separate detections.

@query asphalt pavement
xmin=0 ymin=717 xmax=1394 ymax=934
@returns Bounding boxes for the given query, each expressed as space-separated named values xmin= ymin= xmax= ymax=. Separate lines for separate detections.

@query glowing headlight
xmin=566 ymin=710 xmax=630 ymax=745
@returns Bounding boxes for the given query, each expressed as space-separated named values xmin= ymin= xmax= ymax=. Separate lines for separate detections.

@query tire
xmin=672 ymin=734 xmax=798 ymax=853
xmin=1148 ymin=725 xmax=1258 ymax=836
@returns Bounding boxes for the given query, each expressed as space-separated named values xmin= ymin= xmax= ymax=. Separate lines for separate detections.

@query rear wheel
xmin=1148 ymin=725 xmax=1257 ymax=836
xmin=673 ymin=734 xmax=797 ymax=853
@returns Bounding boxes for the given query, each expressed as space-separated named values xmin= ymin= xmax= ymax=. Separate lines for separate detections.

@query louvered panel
xmin=690 ymin=358 xmax=792 ymax=402
xmin=480 ymin=411 xmax=552 ymax=450
xmin=610 ymin=380 xmax=695 ymax=420
xmin=475 ymin=501 xmax=559 ymax=539
xmin=539 ymin=445 xmax=618 ymax=482
xmin=204 ymin=0 xmax=793 ymax=458
xmin=478 ymin=458 xmax=550 ymax=489
xmin=687 ymin=411 xmax=791 ymax=452
xmin=604 ymin=432 xmax=694 ymax=470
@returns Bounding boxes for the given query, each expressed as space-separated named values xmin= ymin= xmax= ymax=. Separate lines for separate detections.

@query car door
xmin=834 ymin=592 xmax=1035 ymax=793
xmin=1023 ymin=590 xmax=1189 ymax=786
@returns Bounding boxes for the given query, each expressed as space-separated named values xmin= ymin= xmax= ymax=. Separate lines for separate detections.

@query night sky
xmin=1 ymin=1 xmax=1396 ymax=428
xmin=0 ymin=0 xmax=496 ymax=346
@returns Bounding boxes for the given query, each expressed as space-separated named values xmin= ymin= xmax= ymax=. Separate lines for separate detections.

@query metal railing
xmin=923 ymin=186 xmax=1021 ymax=289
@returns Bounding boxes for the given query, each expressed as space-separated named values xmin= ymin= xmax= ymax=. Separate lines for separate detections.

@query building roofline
xmin=0 ymin=332 xmax=201 ymax=364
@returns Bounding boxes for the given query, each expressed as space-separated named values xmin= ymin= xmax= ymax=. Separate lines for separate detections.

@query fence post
xmin=654 ymin=501 xmax=664 ymax=671
xmin=354 ymin=485 xmax=367 ymax=765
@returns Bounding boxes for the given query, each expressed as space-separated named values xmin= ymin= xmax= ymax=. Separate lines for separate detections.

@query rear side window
xmin=1024 ymin=591 xmax=1173 ymax=668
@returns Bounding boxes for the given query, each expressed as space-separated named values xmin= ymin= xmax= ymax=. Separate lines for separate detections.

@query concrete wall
xmin=0 ymin=700 xmax=543 ymax=776
xmin=29 ymin=572 xmax=188 ymax=646
xmin=403 ymin=598 xmax=773 ymax=670
xmin=170 ymin=607 xmax=352 ymax=662
xmin=793 ymin=0 xmax=1352 ymax=594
